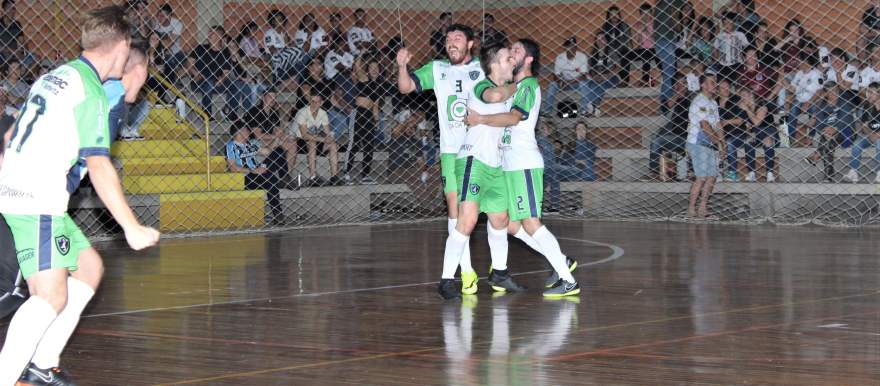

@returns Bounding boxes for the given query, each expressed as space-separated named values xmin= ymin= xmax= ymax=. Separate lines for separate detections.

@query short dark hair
xmin=869 ymin=82 xmax=880 ymax=91
xmin=440 ymin=12 xmax=452 ymax=20
xmin=446 ymin=23 xmax=475 ymax=41
xmin=699 ymin=73 xmax=716 ymax=87
xmin=268 ymin=9 xmax=287 ymax=28
xmin=480 ymin=41 xmax=506 ymax=76
xmin=830 ymin=47 xmax=848 ymax=60
xmin=518 ymin=38 xmax=541 ymax=75
xmin=483 ymin=13 xmax=494 ymax=21
xmin=354 ymin=8 xmax=365 ymax=15
xmin=607 ymin=5 xmax=620 ymax=16
xmin=159 ymin=4 xmax=172 ymax=14
xmin=0 ymin=114 xmax=14 ymax=157
xmin=2 ymin=0 xmax=14 ymax=9
xmin=639 ymin=3 xmax=652 ymax=12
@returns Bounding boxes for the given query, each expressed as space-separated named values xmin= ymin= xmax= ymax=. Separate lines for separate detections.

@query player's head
xmin=511 ymin=38 xmax=540 ymax=77
xmin=121 ymin=40 xmax=148 ymax=103
xmin=445 ymin=24 xmax=475 ymax=65
xmin=480 ymin=41 xmax=513 ymax=83
xmin=82 ymin=6 xmax=132 ymax=78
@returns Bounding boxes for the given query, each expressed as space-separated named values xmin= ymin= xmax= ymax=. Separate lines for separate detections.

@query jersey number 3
xmin=455 ymin=80 xmax=462 ymax=93
xmin=8 ymin=94 xmax=47 ymax=153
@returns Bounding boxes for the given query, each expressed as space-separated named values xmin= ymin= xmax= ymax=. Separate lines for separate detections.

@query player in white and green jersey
xmin=439 ymin=42 xmax=526 ymax=300
xmin=467 ymin=39 xmax=580 ymax=298
xmin=0 ymin=7 xmax=160 ymax=385
xmin=397 ymin=24 xmax=485 ymax=297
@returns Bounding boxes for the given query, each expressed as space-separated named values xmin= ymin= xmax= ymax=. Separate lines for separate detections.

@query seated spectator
xmin=327 ymin=88 xmax=352 ymax=141
xmin=225 ymin=34 xmax=258 ymax=114
xmin=537 ymin=121 xmax=583 ymax=211
xmin=824 ymin=48 xmax=860 ymax=146
xmin=600 ymin=6 xmax=632 ymax=83
xmin=860 ymin=0 xmax=880 ymax=54
xmin=739 ymin=87 xmax=776 ymax=182
xmin=844 ymin=82 xmax=880 ymax=183
xmin=243 ymin=90 xmax=298 ymax=186
xmin=479 ymin=13 xmax=508 ymax=46
xmin=0 ymin=87 xmax=16 ymax=117
xmin=299 ymin=59 xmax=334 ymax=111
xmin=622 ymin=3 xmax=659 ymax=87
xmin=344 ymin=57 xmax=389 ymax=184
xmin=650 ymin=73 xmax=690 ymax=179
xmin=718 ymin=79 xmax=748 ymax=181
xmin=860 ymin=46 xmax=880 ymax=91
xmin=753 ymin=21 xmax=780 ymax=69
xmin=545 ymin=36 xmax=618 ymax=117
xmin=264 ymin=9 xmax=289 ymax=55
xmin=775 ymin=19 xmax=807 ymax=78
xmin=784 ymin=53 xmax=823 ymax=140
xmin=238 ymin=22 xmax=264 ymax=60
xmin=293 ymin=90 xmax=341 ymax=186
xmin=226 ymin=125 xmax=284 ymax=224
xmin=124 ymin=0 xmax=152 ymax=40
xmin=805 ymin=82 xmax=846 ymax=181
xmin=573 ymin=121 xmax=598 ymax=181
xmin=687 ymin=74 xmax=722 ymax=218
xmin=674 ymin=0 xmax=697 ymax=60
xmin=1 ymin=61 xmax=27 ymax=107
xmin=154 ymin=4 xmax=186 ymax=74
xmin=327 ymin=13 xmax=345 ymax=48
xmin=324 ymin=37 xmax=356 ymax=102
xmin=347 ymin=8 xmax=375 ymax=56
xmin=713 ymin=13 xmax=749 ymax=85
xmin=295 ymin=13 xmax=328 ymax=51
xmin=0 ymin=0 xmax=23 ymax=67
xmin=689 ymin=16 xmax=715 ymax=66
xmin=589 ymin=31 xmax=620 ymax=83
xmin=187 ymin=26 xmax=249 ymax=120
xmin=431 ymin=12 xmax=453 ymax=58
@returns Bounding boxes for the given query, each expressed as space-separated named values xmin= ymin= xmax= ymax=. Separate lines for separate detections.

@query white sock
xmin=32 ymin=277 xmax=95 ymax=369
xmin=532 ymin=226 xmax=576 ymax=283
xmin=513 ymin=227 xmax=545 ymax=256
xmin=0 ymin=296 xmax=58 ymax=385
xmin=442 ymin=230 xmax=469 ymax=279
xmin=487 ymin=223 xmax=509 ymax=271
xmin=449 ymin=219 xmax=473 ymax=272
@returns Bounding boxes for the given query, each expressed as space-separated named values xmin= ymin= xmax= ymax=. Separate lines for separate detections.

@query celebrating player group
xmin=398 ymin=24 xmax=580 ymax=300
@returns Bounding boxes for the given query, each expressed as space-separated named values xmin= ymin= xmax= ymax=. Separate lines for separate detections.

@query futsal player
xmin=465 ymin=39 xmax=580 ymax=297
xmin=397 ymin=24 xmax=486 ymax=295
xmin=440 ymin=42 xmax=526 ymax=300
xmin=0 ymin=7 xmax=160 ymax=385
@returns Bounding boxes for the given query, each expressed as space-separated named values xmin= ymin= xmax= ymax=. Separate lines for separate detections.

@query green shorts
xmin=3 ymin=213 xmax=90 ymax=279
xmin=456 ymin=156 xmax=508 ymax=214
xmin=505 ymin=169 xmax=544 ymax=221
xmin=440 ymin=153 xmax=458 ymax=194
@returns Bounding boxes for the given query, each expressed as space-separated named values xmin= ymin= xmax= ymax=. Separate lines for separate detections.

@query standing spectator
xmin=713 ymin=13 xmax=749 ymax=85
xmin=861 ymin=0 xmax=880 ymax=54
xmin=0 ymin=0 xmax=22 ymax=67
xmin=654 ymin=0 xmax=685 ymax=105
xmin=718 ymin=79 xmax=748 ymax=181
xmin=238 ymin=22 xmax=264 ymax=60
xmin=600 ymin=6 xmax=631 ymax=82
xmin=650 ymin=73 xmax=690 ymax=179
xmin=243 ymin=90 xmax=298 ymax=186
xmin=1 ymin=61 xmax=27 ymax=107
xmin=431 ymin=12 xmax=453 ymax=58
xmin=785 ymin=53 xmax=823 ymax=140
xmin=844 ymin=82 xmax=880 ymax=183
xmin=344 ymin=58 xmax=386 ymax=184
xmin=805 ymin=82 xmax=845 ymax=181
xmin=188 ymin=26 xmax=249 ymax=120
xmin=295 ymin=13 xmax=328 ymax=51
xmin=574 ymin=121 xmax=598 ymax=181
xmin=347 ymin=8 xmax=374 ymax=57
xmin=293 ymin=90 xmax=342 ymax=186
xmin=623 ymin=3 xmax=659 ymax=88
xmin=687 ymin=74 xmax=722 ymax=218
xmin=226 ymin=126 xmax=285 ymax=224
xmin=154 ymin=4 xmax=185 ymax=74
xmin=479 ymin=13 xmax=508 ymax=46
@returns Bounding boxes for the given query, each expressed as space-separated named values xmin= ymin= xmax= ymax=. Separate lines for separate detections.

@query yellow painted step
xmin=111 ymin=140 xmax=203 ymax=159
xmin=120 ymin=156 xmax=227 ymax=176
xmin=148 ymin=107 xmax=179 ymax=122
xmin=123 ymin=173 xmax=244 ymax=194
xmin=159 ymin=190 xmax=265 ymax=232
xmin=139 ymin=122 xmax=199 ymax=141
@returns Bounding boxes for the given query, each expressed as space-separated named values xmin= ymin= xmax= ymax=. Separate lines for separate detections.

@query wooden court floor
xmin=2 ymin=220 xmax=879 ymax=385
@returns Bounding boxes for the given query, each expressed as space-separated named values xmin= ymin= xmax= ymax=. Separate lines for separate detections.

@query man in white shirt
xmin=293 ymin=90 xmax=341 ymax=186
xmin=786 ymin=54 xmax=823 ymax=140
xmin=294 ymin=13 xmax=327 ymax=51
xmin=347 ymin=8 xmax=374 ymax=56
xmin=686 ymin=74 xmax=722 ymax=219
xmin=263 ymin=9 xmax=289 ymax=55
xmin=543 ymin=36 xmax=618 ymax=117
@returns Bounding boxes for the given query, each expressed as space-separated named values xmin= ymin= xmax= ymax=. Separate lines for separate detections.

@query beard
xmin=447 ymin=46 xmax=468 ymax=65
xmin=512 ymin=60 xmax=525 ymax=77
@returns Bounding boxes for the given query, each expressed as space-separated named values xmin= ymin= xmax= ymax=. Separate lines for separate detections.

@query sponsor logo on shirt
xmin=16 ymin=248 xmax=34 ymax=264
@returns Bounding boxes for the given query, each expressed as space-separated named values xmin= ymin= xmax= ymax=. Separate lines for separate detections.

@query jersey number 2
xmin=516 ymin=196 xmax=525 ymax=211
xmin=8 ymin=94 xmax=47 ymax=153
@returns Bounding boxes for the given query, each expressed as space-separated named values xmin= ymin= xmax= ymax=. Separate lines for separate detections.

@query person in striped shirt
xmin=226 ymin=125 xmax=284 ymax=224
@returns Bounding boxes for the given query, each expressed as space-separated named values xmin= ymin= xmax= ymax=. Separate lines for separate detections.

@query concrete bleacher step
xmin=111 ymin=139 xmax=203 ymax=159
xmin=123 ymin=173 xmax=244 ymax=194
xmin=598 ymin=96 xmax=660 ymax=118
xmin=158 ymin=190 xmax=265 ymax=232
xmin=592 ymin=127 xmax=644 ymax=149
xmin=120 ymin=156 xmax=228 ymax=176
xmin=148 ymin=106 xmax=182 ymax=122
xmin=139 ymin=122 xmax=198 ymax=141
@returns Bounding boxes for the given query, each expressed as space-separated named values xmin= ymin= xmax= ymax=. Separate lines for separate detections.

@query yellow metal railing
xmin=146 ymin=68 xmax=213 ymax=187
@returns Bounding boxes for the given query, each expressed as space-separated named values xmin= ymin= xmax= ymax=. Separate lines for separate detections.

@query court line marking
xmin=151 ymin=290 xmax=880 ymax=385
xmin=82 ymin=233 xmax=624 ymax=319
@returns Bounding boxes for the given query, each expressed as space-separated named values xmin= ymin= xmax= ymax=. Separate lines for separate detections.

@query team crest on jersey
xmin=55 ymin=236 xmax=70 ymax=256
xmin=470 ymin=183 xmax=480 ymax=195
xmin=469 ymin=71 xmax=479 ymax=80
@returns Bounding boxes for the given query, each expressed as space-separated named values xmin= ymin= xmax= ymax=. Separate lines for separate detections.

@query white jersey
xmin=860 ymin=66 xmax=880 ymax=89
xmin=294 ymin=27 xmax=327 ymax=50
xmin=410 ymin=58 xmax=485 ymax=154
xmin=501 ymin=76 xmax=543 ymax=171
xmin=687 ymin=92 xmax=720 ymax=146
xmin=0 ymin=58 xmax=110 ymax=215
xmin=458 ymin=78 xmax=510 ymax=167
xmin=826 ymin=64 xmax=861 ymax=91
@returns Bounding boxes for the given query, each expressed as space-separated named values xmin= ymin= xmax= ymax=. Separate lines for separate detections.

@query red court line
xmin=602 ymin=351 xmax=880 ymax=363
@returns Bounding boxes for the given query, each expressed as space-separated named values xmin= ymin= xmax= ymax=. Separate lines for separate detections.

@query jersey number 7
xmin=7 ymin=94 xmax=47 ymax=153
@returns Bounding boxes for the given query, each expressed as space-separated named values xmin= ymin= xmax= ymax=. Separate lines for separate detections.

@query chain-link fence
xmin=3 ymin=0 xmax=880 ymax=236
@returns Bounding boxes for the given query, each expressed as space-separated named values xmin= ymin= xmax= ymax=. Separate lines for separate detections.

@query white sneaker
xmin=420 ymin=171 xmax=429 ymax=184
xmin=845 ymin=169 xmax=859 ymax=183
xmin=593 ymin=106 xmax=602 ymax=117
xmin=874 ymin=172 xmax=880 ymax=183
xmin=766 ymin=171 xmax=776 ymax=183
xmin=745 ymin=171 xmax=756 ymax=182
xmin=584 ymin=103 xmax=595 ymax=116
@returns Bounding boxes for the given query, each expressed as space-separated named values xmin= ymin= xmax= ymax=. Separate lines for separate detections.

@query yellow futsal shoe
xmin=461 ymin=270 xmax=478 ymax=295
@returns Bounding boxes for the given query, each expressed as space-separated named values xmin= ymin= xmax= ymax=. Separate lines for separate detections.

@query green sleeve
xmin=75 ymin=82 xmax=110 ymax=157
xmin=411 ymin=61 xmax=435 ymax=92
xmin=511 ymin=78 xmax=539 ymax=120
xmin=473 ymin=79 xmax=495 ymax=103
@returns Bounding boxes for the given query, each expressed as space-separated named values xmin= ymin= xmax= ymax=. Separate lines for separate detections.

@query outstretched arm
xmin=465 ymin=107 xmax=523 ymax=128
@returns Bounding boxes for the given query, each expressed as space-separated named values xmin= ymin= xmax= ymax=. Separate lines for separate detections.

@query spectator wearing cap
xmin=430 ymin=12 xmax=453 ymax=58
xmin=844 ymin=82 xmax=880 ymax=183
xmin=347 ymin=8 xmax=375 ymax=57
xmin=544 ymin=36 xmax=618 ymax=117
xmin=805 ymin=81 xmax=846 ymax=181
xmin=479 ymin=13 xmax=508 ymax=46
